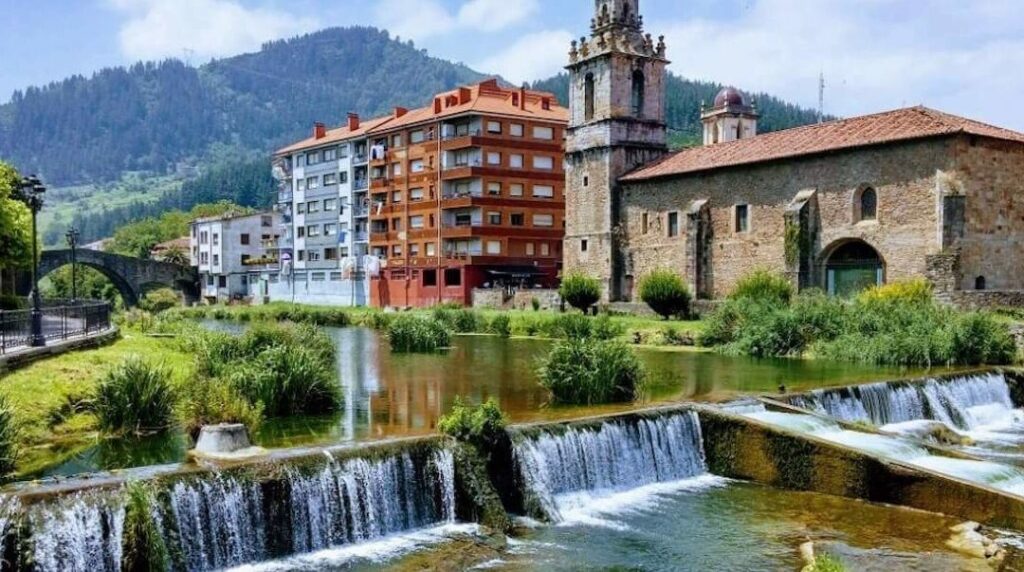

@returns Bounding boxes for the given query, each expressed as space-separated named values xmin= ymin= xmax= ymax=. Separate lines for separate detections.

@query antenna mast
xmin=818 ymin=71 xmax=825 ymax=123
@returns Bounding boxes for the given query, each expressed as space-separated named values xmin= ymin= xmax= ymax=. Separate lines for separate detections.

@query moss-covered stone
xmin=451 ymin=442 xmax=512 ymax=533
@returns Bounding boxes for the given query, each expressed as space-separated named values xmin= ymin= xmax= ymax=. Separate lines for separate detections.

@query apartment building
xmin=365 ymin=79 xmax=568 ymax=307
xmin=271 ymin=114 xmax=392 ymax=305
xmin=190 ymin=211 xmax=280 ymax=303
xmin=271 ymin=79 xmax=568 ymax=308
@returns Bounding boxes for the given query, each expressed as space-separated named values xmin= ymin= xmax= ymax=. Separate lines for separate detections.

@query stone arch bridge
xmin=18 ymin=249 xmax=198 ymax=307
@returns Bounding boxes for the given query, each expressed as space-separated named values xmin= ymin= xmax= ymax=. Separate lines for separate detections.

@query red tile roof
xmin=623 ymin=106 xmax=1024 ymax=182
xmin=275 ymin=115 xmax=395 ymax=155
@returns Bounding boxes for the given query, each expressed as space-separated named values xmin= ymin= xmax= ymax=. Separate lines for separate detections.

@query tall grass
xmin=537 ymin=338 xmax=646 ymax=405
xmin=122 ymin=482 xmax=170 ymax=571
xmin=0 ymin=396 xmax=18 ymax=476
xmin=95 ymin=356 xmax=177 ymax=435
xmin=178 ymin=375 xmax=264 ymax=441
xmin=388 ymin=315 xmax=452 ymax=353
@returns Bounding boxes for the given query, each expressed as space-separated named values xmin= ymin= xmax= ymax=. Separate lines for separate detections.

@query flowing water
xmin=789 ymin=372 xmax=1024 ymax=463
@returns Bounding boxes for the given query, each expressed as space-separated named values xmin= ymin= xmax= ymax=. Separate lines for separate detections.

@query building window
xmin=307 ymin=200 xmax=320 ymax=213
xmin=541 ymin=242 xmax=550 ymax=256
xmin=212 ymin=254 xmax=220 ymax=266
xmin=423 ymin=269 xmax=437 ymax=286
xmin=218 ymin=276 xmax=227 ymax=288
xmin=631 ymin=70 xmax=645 ymax=117
xmin=510 ymin=183 xmax=524 ymax=197
xmin=583 ymin=175 xmax=589 ymax=187
xmin=533 ymin=156 xmax=554 ymax=170
xmin=533 ymin=126 xmax=554 ymax=140
xmin=584 ymin=73 xmax=595 ymax=121
xmin=533 ymin=214 xmax=554 ymax=227
xmin=488 ymin=211 xmax=501 ymax=225
xmin=296 ymin=179 xmax=306 ymax=192
xmin=532 ymin=185 xmax=554 ymax=199
xmin=581 ymin=239 xmax=588 ymax=252
xmin=410 ymin=215 xmax=425 ymax=229
xmin=308 ymin=250 xmax=321 ymax=262
xmin=860 ymin=187 xmax=877 ymax=221
xmin=307 ymin=151 xmax=321 ymax=166
xmin=487 ymin=120 xmax=502 ymax=134
xmin=324 ymin=198 xmax=337 ymax=211
xmin=392 ymin=162 xmax=403 ymax=176
xmin=487 ymin=152 xmax=501 ymax=165
xmin=297 ymin=227 xmax=305 ymax=238
xmin=510 ymin=154 xmax=524 ymax=168
xmin=392 ymin=134 xmax=403 ymax=148
xmin=297 ymin=203 xmax=306 ymax=214
xmin=307 ymin=176 xmax=320 ymax=190
xmin=410 ymin=130 xmax=425 ymax=144
xmin=426 ymin=242 xmax=436 ymax=256
xmin=339 ymin=144 xmax=349 ymax=158
xmin=410 ymin=188 xmax=425 ymax=201
xmin=312 ymin=272 xmax=326 ymax=282
xmin=488 ymin=182 xmax=501 ymax=196
xmin=297 ymin=250 xmax=305 ymax=261
xmin=340 ymin=171 xmax=348 ymax=184
xmin=976 ymin=276 xmax=987 ymax=290
xmin=487 ymin=240 xmax=501 ymax=254
xmin=511 ymin=123 xmax=524 ymax=137
xmin=642 ymin=212 xmax=649 ymax=234
xmin=444 ymin=268 xmax=462 ymax=286
xmin=735 ymin=204 xmax=750 ymax=233
xmin=667 ymin=212 xmax=679 ymax=237
xmin=323 ymin=173 xmax=337 ymax=185
xmin=511 ymin=213 xmax=524 ymax=226
xmin=240 ymin=233 xmax=250 ymax=245
xmin=307 ymin=225 xmax=321 ymax=237
xmin=324 ymin=248 xmax=338 ymax=261
xmin=212 ymin=233 xmax=219 ymax=246
xmin=324 ymin=224 xmax=337 ymax=236
xmin=526 ymin=243 xmax=535 ymax=255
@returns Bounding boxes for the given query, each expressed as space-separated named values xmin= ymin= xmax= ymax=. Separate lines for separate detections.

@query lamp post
xmin=65 ymin=227 xmax=80 ymax=303
xmin=17 ymin=175 xmax=46 ymax=347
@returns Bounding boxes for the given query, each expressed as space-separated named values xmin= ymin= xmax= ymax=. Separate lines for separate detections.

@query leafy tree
xmin=559 ymin=272 xmax=601 ymax=312
xmin=638 ymin=270 xmax=692 ymax=319
xmin=0 ymin=162 xmax=32 ymax=270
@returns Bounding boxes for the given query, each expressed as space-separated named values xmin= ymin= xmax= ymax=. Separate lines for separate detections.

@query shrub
xmin=96 ymin=356 xmax=176 ymax=435
xmin=178 ymin=375 xmax=264 ymax=441
xmin=550 ymin=312 xmax=592 ymax=339
xmin=0 ymin=396 xmax=18 ymax=475
xmin=591 ymin=314 xmax=625 ymax=341
xmin=537 ymin=338 xmax=645 ymax=404
xmin=531 ymin=297 xmax=541 ymax=311
xmin=857 ymin=278 xmax=933 ymax=307
xmin=559 ymin=272 xmax=601 ymax=312
xmin=638 ymin=270 xmax=692 ymax=319
xmin=388 ymin=315 xmax=452 ymax=353
xmin=122 ymin=482 xmax=170 ymax=572
xmin=117 ymin=308 xmax=156 ymax=333
xmin=229 ymin=345 xmax=341 ymax=416
xmin=365 ymin=310 xmax=394 ymax=330
xmin=950 ymin=312 xmax=1017 ymax=365
xmin=807 ymin=553 xmax=847 ymax=572
xmin=139 ymin=288 xmax=180 ymax=314
xmin=438 ymin=397 xmax=508 ymax=450
xmin=0 ymin=295 xmax=26 ymax=311
xmin=659 ymin=326 xmax=694 ymax=346
xmin=729 ymin=269 xmax=794 ymax=306
xmin=488 ymin=314 xmax=511 ymax=337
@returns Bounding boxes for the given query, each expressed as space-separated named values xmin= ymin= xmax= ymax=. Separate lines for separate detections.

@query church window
xmin=584 ymin=73 xmax=595 ymax=121
xmin=631 ymin=70 xmax=645 ymax=117
xmin=667 ymin=212 xmax=679 ymax=237
xmin=860 ymin=187 xmax=877 ymax=221
xmin=581 ymin=239 xmax=589 ymax=252
xmin=735 ymin=204 xmax=750 ymax=233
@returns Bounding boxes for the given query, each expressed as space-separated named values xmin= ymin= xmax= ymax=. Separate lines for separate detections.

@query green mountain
xmin=0 ymin=27 xmax=487 ymax=185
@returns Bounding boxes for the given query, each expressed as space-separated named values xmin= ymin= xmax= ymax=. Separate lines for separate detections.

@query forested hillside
xmin=0 ymin=27 xmax=486 ymax=185
xmin=532 ymin=73 xmax=828 ymax=147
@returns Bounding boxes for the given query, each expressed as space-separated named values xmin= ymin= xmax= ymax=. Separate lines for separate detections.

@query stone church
xmin=565 ymin=0 xmax=1024 ymax=307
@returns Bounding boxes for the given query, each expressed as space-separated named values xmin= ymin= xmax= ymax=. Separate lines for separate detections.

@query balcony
xmin=353 ymin=178 xmax=369 ymax=191
xmin=353 ymin=152 xmax=368 ymax=165
xmin=442 ymin=128 xmax=482 ymax=141
xmin=442 ymin=159 xmax=483 ymax=171
xmin=370 ymin=177 xmax=390 ymax=190
xmin=354 ymin=232 xmax=369 ymax=242
xmin=278 ymin=191 xmax=293 ymax=204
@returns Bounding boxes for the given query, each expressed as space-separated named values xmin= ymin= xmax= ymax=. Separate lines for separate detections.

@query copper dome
xmin=714 ymin=87 xmax=746 ymax=107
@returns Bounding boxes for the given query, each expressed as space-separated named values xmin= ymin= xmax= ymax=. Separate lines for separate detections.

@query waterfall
xmin=7 ymin=446 xmax=456 ymax=572
xmin=791 ymin=373 xmax=1016 ymax=430
xmin=27 ymin=491 xmax=125 ymax=572
xmin=513 ymin=411 xmax=709 ymax=520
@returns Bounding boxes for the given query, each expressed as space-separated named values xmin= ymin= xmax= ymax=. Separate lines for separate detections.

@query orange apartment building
xmin=363 ymin=80 xmax=568 ymax=307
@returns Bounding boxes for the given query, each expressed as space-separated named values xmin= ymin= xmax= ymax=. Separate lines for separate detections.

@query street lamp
xmin=65 ymin=227 xmax=80 ymax=303
xmin=17 ymin=175 xmax=46 ymax=347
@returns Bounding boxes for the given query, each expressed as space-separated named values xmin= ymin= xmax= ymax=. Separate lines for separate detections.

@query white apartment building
xmin=268 ymin=114 xmax=384 ymax=306
xmin=190 ymin=211 xmax=280 ymax=303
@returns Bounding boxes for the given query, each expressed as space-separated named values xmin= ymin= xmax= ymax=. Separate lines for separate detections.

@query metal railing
xmin=0 ymin=300 xmax=112 ymax=355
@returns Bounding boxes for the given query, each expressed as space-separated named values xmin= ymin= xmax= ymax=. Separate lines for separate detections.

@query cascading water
xmin=6 ymin=447 xmax=457 ymax=572
xmin=791 ymin=373 xmax=1016 ymax=431
xmin=513 ymin=411 xmax=712 ymax=520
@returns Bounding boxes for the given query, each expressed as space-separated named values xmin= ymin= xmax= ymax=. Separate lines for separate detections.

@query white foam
xmin=225 ymin=523 xmax=481 ymax=572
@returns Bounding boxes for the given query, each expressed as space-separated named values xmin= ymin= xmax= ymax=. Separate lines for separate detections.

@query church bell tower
xmin=564 ymin=0 xmax=669 ymax=301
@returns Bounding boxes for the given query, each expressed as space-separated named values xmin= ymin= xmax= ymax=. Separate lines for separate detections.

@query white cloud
xmin=653 ymin=0 xmax=1024 ymax=129
xmin=475 ymin=30 xmax=573 ymax=85
xmin=374 ymin=0 xmax=538 ymax=42
xmin=109 ymin=0 xmax=319 ymax=62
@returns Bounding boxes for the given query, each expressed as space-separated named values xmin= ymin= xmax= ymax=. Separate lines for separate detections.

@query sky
xmin=2 ymin=0 xmax=1024 ymax=129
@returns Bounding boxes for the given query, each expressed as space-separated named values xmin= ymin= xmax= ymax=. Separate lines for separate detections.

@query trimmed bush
xmin=438 ymin=397 xmax=508 ymax=450
xmin=139 ymin=288 xmax=180 ymax=314
xmin=96 ymin=356 xmax=176 ymax=435
xmin=638 ymin=270 xmax=692 ymax=319
xmin=0 ymin=396 xmax=18 ymax=475
xmin=559 ymin=272 xmax=601 ymax=312
xmin=729 ymin=269 xmax=794 ymax=306
xmin=388 ymin=315 xmax=452 ymax=353
xmin=538 ymin=338 xmax=645 ymax=404
xmin=122 ymin=482 xmax=170 ymax=572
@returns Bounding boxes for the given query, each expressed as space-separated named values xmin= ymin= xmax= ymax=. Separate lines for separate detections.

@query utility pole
xmin=818 ymin=71 xmax=826 ymax=124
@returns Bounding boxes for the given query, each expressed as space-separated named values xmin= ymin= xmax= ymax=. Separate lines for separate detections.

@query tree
xmin=0 ymin=162 xmax=32 ymax=270
xmin=559 ymin=272 xmax=601 ymax=312
xmin=159 ymin=246 xmax=190 ymax=266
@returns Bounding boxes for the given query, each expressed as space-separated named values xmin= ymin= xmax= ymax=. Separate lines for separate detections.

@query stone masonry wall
xmin=619 ymin=137 xmax=959 ymax=299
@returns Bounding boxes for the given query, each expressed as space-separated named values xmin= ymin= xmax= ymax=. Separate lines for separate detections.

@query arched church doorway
xmin=824 ymin=240 xmax=884 ymax=297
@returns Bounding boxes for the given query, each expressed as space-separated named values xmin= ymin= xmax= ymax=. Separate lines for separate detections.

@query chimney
xmin=433 ymin=97 xmax=442 ymax=114
xmin=459 ymin=87 xmax=471 ymax=105
xmin=313 ymin=122 xmax=326 ymax=139
xmin=394 ymin=106 xmax=408 ymax=118
xmin=347 ymin=113 xmax=360 ymax=131
xmin=519 ymin=86 xmax=527 ymax=110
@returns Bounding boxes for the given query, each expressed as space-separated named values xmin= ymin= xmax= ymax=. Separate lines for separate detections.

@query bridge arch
xmin=29 ymin=249 xmax=198 ymax=308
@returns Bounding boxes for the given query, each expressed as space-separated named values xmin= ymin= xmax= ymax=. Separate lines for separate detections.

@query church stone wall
xmin=620 ymin=137 xmax=957 ymax=299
